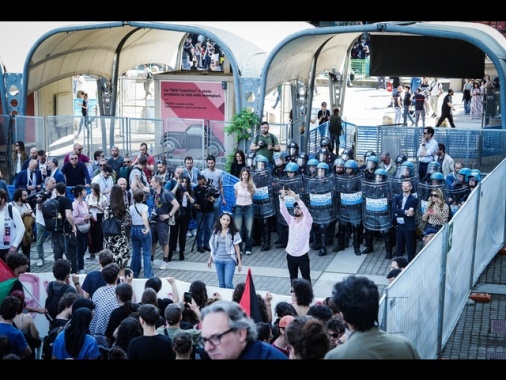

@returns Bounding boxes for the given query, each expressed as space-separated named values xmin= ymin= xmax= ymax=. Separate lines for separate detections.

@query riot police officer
xmin=305 ymin=162 xmax=336 ymax=256
xmin=335 ymin=159 xmax=363 ymax=255
xmin=361 ymin=168 xmax=394 ymax=258
xmin=251 ymin=155 xmax=276 ymax=251
xmin=286 ymin=141 xmax=299 ymax=163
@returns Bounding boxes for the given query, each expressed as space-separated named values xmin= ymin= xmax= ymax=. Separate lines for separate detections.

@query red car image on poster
xmin=160 ymin=81 xmax=226 ymax=156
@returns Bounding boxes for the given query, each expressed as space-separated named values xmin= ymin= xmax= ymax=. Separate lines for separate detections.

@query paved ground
xmin=28 ymin=83 xmax=505 ymax=359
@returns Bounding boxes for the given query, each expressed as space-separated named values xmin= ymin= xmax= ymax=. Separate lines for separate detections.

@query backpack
xmin=42 ymin=320 xmax=70 ymax=360
xmin=44 ymin=282 xmax=70 ymax=324
xmin=119 ymin=165 xmax=132 ymax=190
xmin=146 ymin=69 xmax=153 ymax=79
xmin=42 ymin=197 xmax=64 ymax=233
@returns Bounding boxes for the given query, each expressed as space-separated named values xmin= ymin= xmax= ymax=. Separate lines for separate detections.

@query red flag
xmin=239 ymin=268 xmax=263 ymax=323
xmin=0 ymin=259 xmax=16 ymax=302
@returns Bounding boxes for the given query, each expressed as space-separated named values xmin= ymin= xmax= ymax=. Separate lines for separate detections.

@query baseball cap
xmin=279 ymin=315 xmax=295 ymax=328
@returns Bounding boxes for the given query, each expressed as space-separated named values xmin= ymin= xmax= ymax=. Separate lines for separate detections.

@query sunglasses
xmin=70 ymin=157 xmax=78 ymax=160
xmin=431 ymin=194 xmax=439 ymax=197
xmin=124 ymin=161 xmax=131 ymax=164
xmin=327 ymin=333 xmax=341 ymax=339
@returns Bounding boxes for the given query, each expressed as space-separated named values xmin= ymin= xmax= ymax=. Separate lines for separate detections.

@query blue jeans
xmin=35 ymin=222 xmax=46 ymax=260
xmin=131 ymin=226 xmax=153 ymax=278
xmin=130 ymin=226 xmax=155 ymax=278
xmin=234 ymin=204 xmax=253 ymax=252
xmin=403 ymin=105 xmax=415 ymax=125
xmin=196 ymin=211 xmax=213 ymax=249
xmin=78 ymin=115 xmax=90 ymax=135
xmin=214 ymin=259 xmax=236 ymax=289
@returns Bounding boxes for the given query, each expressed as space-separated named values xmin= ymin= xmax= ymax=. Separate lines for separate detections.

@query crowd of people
xmin=0 ymin=256 xmax=421 ymax=359
xmin=0 ymin=108 xmax=485 ymax=360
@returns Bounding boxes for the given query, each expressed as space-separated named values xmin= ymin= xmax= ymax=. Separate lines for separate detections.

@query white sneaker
xmin=245 ymin=251 xmax=252 ymax=256
xmin=36 ymin=259 xmax=44 ymax=267
xmin=159 ymin=262 xmax=167 ymax=270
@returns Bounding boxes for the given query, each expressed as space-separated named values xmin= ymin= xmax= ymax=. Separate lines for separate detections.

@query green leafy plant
xmin=224 ymin=108 xmax=260 ymax=172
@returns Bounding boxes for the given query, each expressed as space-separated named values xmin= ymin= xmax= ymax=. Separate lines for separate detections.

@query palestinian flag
xmin=0 ymin=259 xmax=16 ymax=302
xmin=239 ymin=268 xmax=263 ymax=323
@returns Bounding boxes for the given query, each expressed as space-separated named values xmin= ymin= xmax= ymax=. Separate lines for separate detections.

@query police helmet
xmin=427 ymin=161 xmax=441 ymax=174
xmin=333 ymin=158 xmax=346 ymax=168
xmin=430 ymin=172 xmax=445 ymax=185
xmin=366 ymin=155 xmax=379 ymax=171
xmin=320 ymin=137 xmax=331 ymax=148
xmin=344 ymin=159 xmax=359 ymax=174
xmin=255 ymin=155 xmax=268 ymax=171
xmin=316 ymin=162 xmax=329 ymax=177
xmin=401 ymin=161 xmax=415 ymax=177
xmin=363 ymin=150 xmax=376 ymax=161
xmin=307 ymin=158 xmax=319 ymax=167
xmin=467 ymin=169 xmax=482 ymax=183
xmin=287 ymin=141 xmax=299 ymax=156
xmin=246 ymin=152 xmax=256 ymax=167
xmin=458 ymin=168 xmax=471 ymax=183
xmin=374 ymin=168 xmax=388 ymax=182
xmin=395 ymin=154 xmax=408 ymax=165
xmin=284 ymin=162 xmax=299 ymax=173
xmin=297 ymin=152 xmax=308 ymax=167
xmin=273 ymin=153 xmax=284 ymax=167
xmin=341 ymin=148 xmax=353 ymax=161
xmin=317 ymin=148 xmax=329 ymax=163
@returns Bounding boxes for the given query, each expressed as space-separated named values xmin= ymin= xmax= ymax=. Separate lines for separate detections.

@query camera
xmin=205 ymin=184 xmax=220 ymax=199
xmin=28 ymin=189 xmax=51 ymax=204
xmin=257 ymin=140 xmax=265 ymax=148
xmin=149 ymin=212 xmax=158 ymax=225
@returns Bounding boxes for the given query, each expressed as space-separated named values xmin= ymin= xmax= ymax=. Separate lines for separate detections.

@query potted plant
xmin=223 ymin=108 xmax=260 ymax=172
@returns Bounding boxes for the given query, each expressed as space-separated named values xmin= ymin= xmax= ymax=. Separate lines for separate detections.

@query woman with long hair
xmin=113 ymin=316 xmax=142 ymax=352
xmin=11 ymin=141 xmax=28 ymax=186
xmin=471 ymin=80 xmax=483 ymax=119
xmin=168 ymin=176 xmax=195 ymax=261
xmin=11 ymin=290 xmax=40 ymax=360
xmin=129 ymin=190 xmax=153 ymax=278
xmin=105 ymin=283 xmax=139 ymax=345
xmin=85 ymin=182 xmax=107 ymax=260
xmin=207 ymin=212 xmax=242 ymax=289
xmin=230 ymin=149 xmax=246 ymax=178
xmin=233 ymin=167 xmax=255 ymax=256
xmin=52 ymin=307 xmax=101 ymax=360
xmin=73 ymin=185 xmax=91 ymax=274
xmin=421 ymin=187 xmax=450 ymax=233
xmin=104 ymin=185 xmax=132 ymax=277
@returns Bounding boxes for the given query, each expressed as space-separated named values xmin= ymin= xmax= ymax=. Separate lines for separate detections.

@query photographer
xmin=149 ymin=175 xmax=180 ymax=270
xmin=51 ymin=182 xmax=78 ymax=274
xmin=193 ymin=175 xmax=215 ymax=253
xmin=35 ymin=177 xmax=56 ymax=267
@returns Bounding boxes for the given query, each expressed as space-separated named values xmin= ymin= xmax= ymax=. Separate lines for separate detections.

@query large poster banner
xmin=160 ymin=81 xmax=225 ymax=121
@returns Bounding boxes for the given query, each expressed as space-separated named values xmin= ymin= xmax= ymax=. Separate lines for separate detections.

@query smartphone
xmin=124 ymin=269 xmax=132 ymax=277
xmin=184 ymin=291 xmax=192 ymax=304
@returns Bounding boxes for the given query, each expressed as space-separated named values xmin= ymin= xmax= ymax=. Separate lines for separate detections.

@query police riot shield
xmin=273 ymin=176 xmax=305 ymax=226
xmin=362 ymin=180 xmax=392 ymax=231
xmin=336 ymin=175 xmax=363 ymax=225
xmin=252 ymin=169 xmax=276 ymax=218
xmin=444 ymin=186 xmax=470 ymax=217
xmin=304 ymin=176 xmax=337 ymax=224
xmin=417 ymin=182 xmax=443 ymax=218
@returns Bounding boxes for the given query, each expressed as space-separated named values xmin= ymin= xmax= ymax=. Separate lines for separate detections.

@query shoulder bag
xmin=102 ymin=209 xmax=122 ymax=236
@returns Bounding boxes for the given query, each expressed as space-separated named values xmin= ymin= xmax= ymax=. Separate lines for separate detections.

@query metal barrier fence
xmin=349 ymin=58 xmax=370 ymax=78
xmin=4 ymin=115 xmax=506 ymax=178
xmin=379 ymin=158 xmax=506 ymax=359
